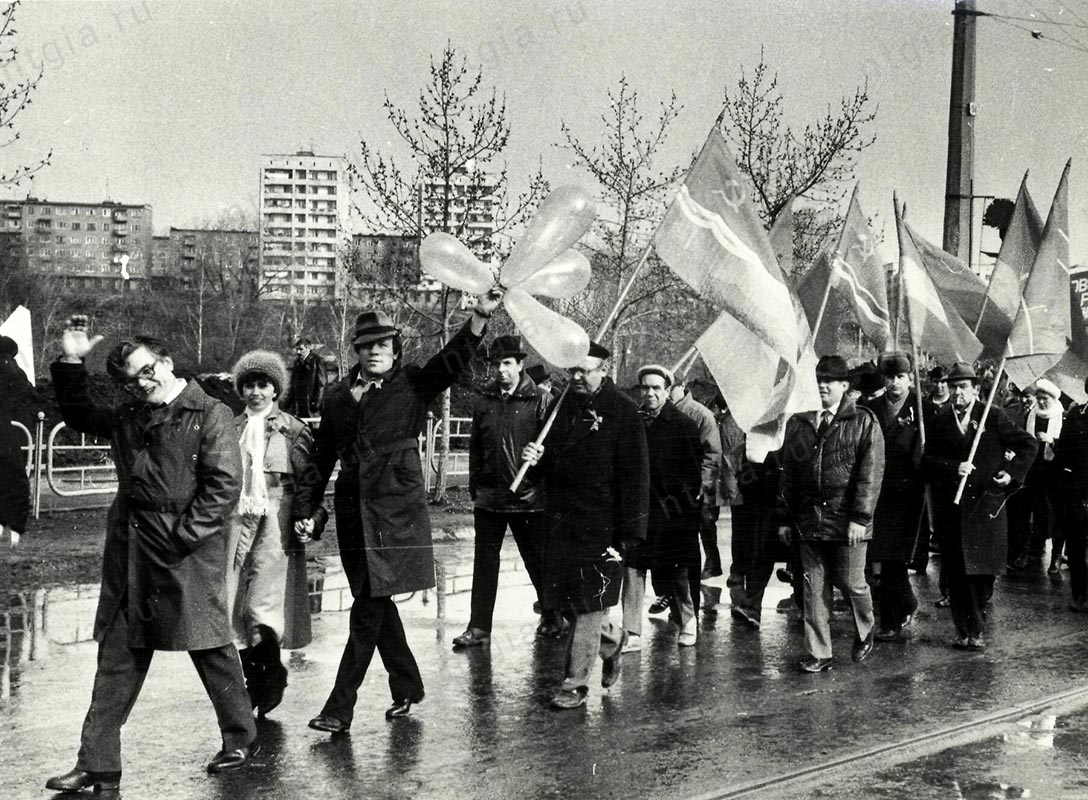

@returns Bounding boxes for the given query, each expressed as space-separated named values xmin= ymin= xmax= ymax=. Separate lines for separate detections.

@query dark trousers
xmin=947 ymin=572 xmax=993 ymax=639
xmin=76 ymin=608 xmax=255 ymax=773
xmin=1054 ymin=492 xmax=1088 ymax=602
xmin=469 ymin=508 xmax=547 ymax=631
xmin=321 ymin=594 xmax=423 ymax=724
xmin=877 ymin=560 xmax=918 ymax=630
xmin=700 ymin=504 xmax=722 ymax=574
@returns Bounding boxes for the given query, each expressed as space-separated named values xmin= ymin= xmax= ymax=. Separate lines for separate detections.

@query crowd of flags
xmin=645 ymin=123 xmax=1078 ymax=462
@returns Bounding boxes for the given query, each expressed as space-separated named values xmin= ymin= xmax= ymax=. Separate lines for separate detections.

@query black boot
xmin=253 ymin=625 xmax=287 ymax=718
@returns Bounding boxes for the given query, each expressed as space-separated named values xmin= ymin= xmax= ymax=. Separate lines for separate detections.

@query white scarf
xmin=1026 ymin=403 xmax=1062 ymax=461
xmin=238 ymin=404 xmax=272 ymax=518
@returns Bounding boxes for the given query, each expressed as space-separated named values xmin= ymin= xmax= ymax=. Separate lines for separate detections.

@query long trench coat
xmin=51 ymin=363 xmax=241 ymax=650
xmin=923 ymin=401 xmax=1037 ymax=575
xmin=537 ymin=377 xmax=649 ymax=614
xmin=227 ymin=404 xmax=313 ymax=649
xmin=863 ymin=391 xmax=925 ymax=563
xmin=626 ymin=400 xmax=702 ymax=572
xmin=297 ymin=321 xmax=482 ymax=598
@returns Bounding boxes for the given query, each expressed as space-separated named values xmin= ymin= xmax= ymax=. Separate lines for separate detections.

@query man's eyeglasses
xmin=120 ymin=362 xmax=158 ymax=395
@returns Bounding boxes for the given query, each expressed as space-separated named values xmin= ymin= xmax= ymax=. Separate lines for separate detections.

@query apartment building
xmin=259 ymin=151 xmax=349 ymax=301
xmin=168 ymin=227 xmax=259 ymax=290
xmin=419 ymin=164 xmax=499 ymax=260
xmin=2 ymin=198 xmax=153 ymax=291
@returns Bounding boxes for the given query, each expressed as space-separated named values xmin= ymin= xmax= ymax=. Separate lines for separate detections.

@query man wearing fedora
xmin=777 ymin=355 xmax=884 ymax=673
xmin=923 ymin=362 xmax=1036 ymax=650
xmin=862 ymin=351 xmax=926 ymax=641
xmin=521 ymin=342 xmax=649 ymax=709
xmin=295 ymin=294 xmax=500 ymax=733
xmin=452 ymin=335 xmax=558 ymax=649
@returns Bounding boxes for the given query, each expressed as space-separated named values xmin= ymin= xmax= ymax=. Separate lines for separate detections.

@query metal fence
xmin=14 ymin=411 xmax=473 ymax=518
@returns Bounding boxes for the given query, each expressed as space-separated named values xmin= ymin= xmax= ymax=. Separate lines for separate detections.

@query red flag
xmin=975 ymin=174 xmax=1043 ymax=354
xmin=829 ymin=187 xmax=890 ymax=351
xmin=795 ymin=249 xmax=841 ymax=354
xmin=896 ymin=197 xmax=984 ymax=364
xmin=1005 ymin=159 xmax=1073 ymax=388
xmin=655 ymin=127 xmax=818 ymax=460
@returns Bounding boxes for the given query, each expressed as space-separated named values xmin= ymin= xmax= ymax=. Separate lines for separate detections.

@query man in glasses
xmin=45 ymin=316 xmax=256 ymax=793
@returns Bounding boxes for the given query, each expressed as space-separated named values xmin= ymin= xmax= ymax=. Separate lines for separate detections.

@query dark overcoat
xmin=51 ymin=363 xmax=241 ymax=649
xmin=922 ymin=401 xmax=1037 ymax=575
xmin=297 ymin=321 xmax=482 ymax=598
xmin=538 ymin=378 xmax=649 ymax=613
xmin=0 ymin=357 xmax=35 ymax=531
xmin=627 ymin=401 xmax=702 ymax=572
xmin=862 ymin=391 xmax=925 ymax=563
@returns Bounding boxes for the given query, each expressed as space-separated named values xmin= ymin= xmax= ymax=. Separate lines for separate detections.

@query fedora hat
xmin=946 ymin=362 xmax=978 ymax=384
xmin=488 ymin=335 xmax=527 ymax=361
xmin=352 ymin=310 xmax=399 ymax=347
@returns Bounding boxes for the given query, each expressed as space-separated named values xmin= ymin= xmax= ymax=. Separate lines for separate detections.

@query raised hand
xmin=60 ymin=315 xmax=104 ymax=363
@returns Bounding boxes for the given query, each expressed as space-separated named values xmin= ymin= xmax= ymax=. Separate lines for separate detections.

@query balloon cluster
xmin=419 ymin=185 xmax=595 ymax=367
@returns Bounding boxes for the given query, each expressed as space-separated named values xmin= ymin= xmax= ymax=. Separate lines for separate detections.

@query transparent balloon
xmin=503 ymin=287 xmax=589 ymax=368
xmin=500 ymin=186 xmax=596 ymax=289
xmin=419 ymin=233 xmax=495 ymax=295
xmin=517 ymin=250 xmax=590 ymax=298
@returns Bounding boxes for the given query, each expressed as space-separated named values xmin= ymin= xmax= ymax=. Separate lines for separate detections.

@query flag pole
xmin=671 ymin=345 xmax=698 ymax=376
xmin=953 ymin=355 xmax=1006 ymax=505
xmin=509 ymin=239 xmax=657 ymax=492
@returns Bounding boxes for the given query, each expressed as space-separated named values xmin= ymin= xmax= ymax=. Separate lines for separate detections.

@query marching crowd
xmin=32 ymin=295 xmax=1084 ymax=793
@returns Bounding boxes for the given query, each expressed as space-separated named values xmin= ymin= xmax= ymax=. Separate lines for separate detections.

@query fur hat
xmin=928 ymin=364 xmax=949 ymax=382
xmin=878 ymin=350 xmax=912 ymax=376
xmin=232 ymin=350 xmax=289 ymax=399
xmin=1034 ymin=378 xmax=1061 ymax=399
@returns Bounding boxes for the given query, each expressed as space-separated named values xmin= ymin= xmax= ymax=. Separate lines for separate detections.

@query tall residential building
xmin=344 ymin=233 xmax=443 ymax=308
xmin=2 ymin=198 xmax=153 ymax=291
xmin=259 ymin=150 xmax=349 ymax=301
xmin=168 ymin=227 xmax=259 ymax=290
xmin=420 ymin=164 xmax=499 ymax=260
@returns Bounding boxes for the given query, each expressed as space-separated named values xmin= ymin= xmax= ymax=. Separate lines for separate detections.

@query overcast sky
xmin=4 ymin=0 xmax=1087 ymax=265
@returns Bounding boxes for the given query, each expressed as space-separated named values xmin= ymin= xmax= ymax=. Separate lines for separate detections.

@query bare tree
xmin=720 ymin=51 xmax=877 ymax=275
xmin=558 ymin=75 xmax=710 ymax=376
xmin=349 ymin=42 xmax=547 ymax=502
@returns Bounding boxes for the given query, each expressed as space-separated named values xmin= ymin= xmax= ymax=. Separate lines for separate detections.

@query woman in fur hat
xmin=227 ymin=349 xmax=321 ymax=716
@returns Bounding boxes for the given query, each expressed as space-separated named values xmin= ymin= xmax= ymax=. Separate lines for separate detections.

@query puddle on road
xmin=810 ymin=709 xmax=1088 ymax=799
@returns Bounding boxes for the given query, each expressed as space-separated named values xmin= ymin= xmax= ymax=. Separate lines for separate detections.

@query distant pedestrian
xmin=777 ymin=355 xmax=884 ymax=673
xmin=0 ymin=335 xmax=34 ymax=547
xmin=296 ymin=294 xmax=499 ymax=734
xmin=226 ymin=349 xmax=317 ymax=717
xmin=862 ymin=351 xmax=925 ymax=642
xmin=286 ymin=337 xmax=327 ymax=419
xmin=521 ymin=341 xmax=649 ymax=710
xmin=46 ymin=316 xmax=256 ymax=794
xmin=923 ymin=362 xmax=1036 ymax=651
xmin=453 ymin=335 xmax=560 ymax=649
xmin=621 ymin=364 xmax=702 ymax=652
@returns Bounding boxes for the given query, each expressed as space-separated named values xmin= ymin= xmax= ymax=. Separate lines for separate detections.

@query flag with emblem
xmin=654 ymin=127 xmax=818 ymax=461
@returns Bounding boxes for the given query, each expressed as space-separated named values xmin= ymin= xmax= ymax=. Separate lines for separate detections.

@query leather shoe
xmin=951 ymin=636 xmax=971 ymax=649
xmin=798 ymin=656 xmax=833 ymax=673
xmin=701 ymin=564 xmax=723 ymax=579
xmin=385 ymin=690 xmax=425 ymax=720
xmin=852 ymin=630 xmax=875 ymax=663
xmin=206 ymin=740 xmax=260 ymax=773
xmin=730 ymin=605 xmax=761 ymax=630
xmin=966 ymin=635 xmax=986 ymax=651
xmin=550 ymin=687 xmax=587 ymax=709
xmin=452 ymin=627 xmax=490 ymax=648
xmin=308 ymin=714 xmax=350 ymax=734
xmin=601 ymin=631 xmax=626 ymax=687
xmin=45 ymin=768 xmax=121 ymax=792
xmin=536 ymin=618 xmax=569 ymax=639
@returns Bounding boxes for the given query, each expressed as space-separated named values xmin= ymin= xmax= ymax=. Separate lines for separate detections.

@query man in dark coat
xmin=452 ymin=335 xmax=555 ymax=648
xmin=1053 ymin=380 xmax=1088 ymax=610
xmin=0 ymin=335 xmax=35 ymax=544
xmin=296 ymin=295 xmax=498 ymax=733
xmin=777 ymin=355 xmax=884 ymax=673
xmin=621 ymin=365 xmax=702 ymax=651
xmin=286 ymin=337 xmax=327 ymax=418
xmin=522 ymin=342 xmax=649 ymax=710
xmin=862 ymin=351 xmax=926 ymax=641
xmin=46 ymin=317 xmax=256 ymax=793
xmin=923 ymin=362 xmax=1036 ymax=650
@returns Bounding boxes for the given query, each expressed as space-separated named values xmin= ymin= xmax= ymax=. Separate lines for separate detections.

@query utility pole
xmin=942 ymin=0 xmax=979 ymax=264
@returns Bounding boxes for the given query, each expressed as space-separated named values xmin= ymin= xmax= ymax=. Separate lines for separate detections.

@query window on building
xmin=72 ymin=222 xmax=81 ymax=230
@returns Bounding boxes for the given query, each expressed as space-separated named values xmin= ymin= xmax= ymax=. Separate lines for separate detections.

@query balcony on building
xmin=112 ymin=209 xmax=128 ymax=222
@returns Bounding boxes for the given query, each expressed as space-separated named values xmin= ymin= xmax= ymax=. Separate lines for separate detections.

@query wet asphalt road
xmin=4 ymin=521 xmax=1088 ymax=799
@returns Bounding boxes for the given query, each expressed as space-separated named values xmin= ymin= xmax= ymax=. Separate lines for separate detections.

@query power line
xmin=1023 ymin=0 xmax=1088 ymax=51
xmin=987 ymin=13 xmax=1088 ymax=54
xmin=982 ymin=9 xmax=1088 ymax=28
